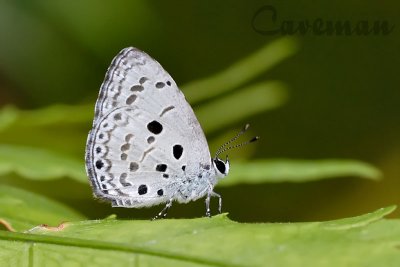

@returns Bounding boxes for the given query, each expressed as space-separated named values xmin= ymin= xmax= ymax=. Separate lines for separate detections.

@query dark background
xmin=0 ymin=1 xmax=399 ymax=222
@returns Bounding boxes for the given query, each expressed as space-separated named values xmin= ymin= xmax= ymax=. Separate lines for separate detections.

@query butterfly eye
xmin=214 ymin=159 xmax=226 ymax=175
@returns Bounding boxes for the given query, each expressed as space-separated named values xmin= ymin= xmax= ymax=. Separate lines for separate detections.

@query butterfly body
xmin=86 ymin=47 xmax=230 ymax=217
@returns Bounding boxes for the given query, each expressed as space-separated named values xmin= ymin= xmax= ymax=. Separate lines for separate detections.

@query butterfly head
xmin=213 ymin=155 xmax=230 ymax=178
xmin=213 ymin=124 xmax=259 ymax=179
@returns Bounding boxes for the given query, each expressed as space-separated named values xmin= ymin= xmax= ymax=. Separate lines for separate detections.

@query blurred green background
xmin=0 ymin=1 xmax=399 ymax=222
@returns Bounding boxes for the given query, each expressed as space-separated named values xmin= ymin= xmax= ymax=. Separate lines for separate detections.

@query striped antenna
xmin=215 ymin=124 xmax=259 ymax=158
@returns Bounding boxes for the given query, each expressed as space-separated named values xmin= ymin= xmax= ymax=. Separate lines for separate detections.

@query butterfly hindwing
xmin=85 ymin=47 xmax=211 ymax=207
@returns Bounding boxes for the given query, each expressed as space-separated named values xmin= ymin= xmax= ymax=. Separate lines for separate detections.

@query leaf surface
xmin=0 ymin=145 xmax=86 ymax=183
xmin=0 ymin=185 xmax=85 ymax=232
xmin=0 ymin=206 xmax=398 ymax=267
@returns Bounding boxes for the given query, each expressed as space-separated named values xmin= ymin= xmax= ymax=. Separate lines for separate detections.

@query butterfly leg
xmin=205 ymin=191 xmax=222 ymax=217
xmin=152 ymin=199 xmax=173 ymax=220
xmin=205 ymin=193 xmax=211 ymax=217
xmin=211 ymin=191 xmax=222 ymax=214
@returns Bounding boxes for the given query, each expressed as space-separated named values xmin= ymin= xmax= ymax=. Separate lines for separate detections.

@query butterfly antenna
xmin=215 ymin=136 xmax=259 ymax=158
xmin=215 ymin=124 xmax=259 ymax=158
xmin=215 ymin=124 xmax=250 ymax=157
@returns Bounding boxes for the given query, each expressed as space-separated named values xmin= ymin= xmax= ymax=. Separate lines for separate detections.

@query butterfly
xmin=85 ymin=47 xmax=258 ymax=219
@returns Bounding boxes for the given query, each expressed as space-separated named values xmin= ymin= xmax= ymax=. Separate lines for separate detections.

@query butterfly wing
xmin=85 ymin=48 xmax=211 ymax=208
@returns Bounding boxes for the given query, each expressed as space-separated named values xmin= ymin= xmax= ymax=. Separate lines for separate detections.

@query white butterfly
xmin=85 ymin=47 xmax=257 ymax=219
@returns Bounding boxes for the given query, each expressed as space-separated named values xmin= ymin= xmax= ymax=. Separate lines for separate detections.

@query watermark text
xmin=252 ymin=5 xmax=395 ymax=36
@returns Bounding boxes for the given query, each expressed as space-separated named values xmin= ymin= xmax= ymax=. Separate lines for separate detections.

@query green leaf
xmin=321 ymin=206 xmax=396 ymax=230
xmin=0 ymin=105 xmax=90 ymax=157
xmin=0 ymin=145 xmax=86 ymax=183
xmin=183 ymin=37 xmax=299 ymax=104
xmin=219 ymin=159 xmax=382 ymax=186
xmin=0 ymin=104 xmax=93 ymax=131
xmin=0 ymin=185 xmax=85 ymax=232
xmin=196 ymin=81 xmax=288 ymax=133
xmin=0 ymin=206 xmax=398 ymax=267
xmin=0 ymin=106 xmax=18 ymax=132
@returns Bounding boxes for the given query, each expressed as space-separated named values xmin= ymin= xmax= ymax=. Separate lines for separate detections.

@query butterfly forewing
xmin=85 ymin=47 xmax=211 ymax=207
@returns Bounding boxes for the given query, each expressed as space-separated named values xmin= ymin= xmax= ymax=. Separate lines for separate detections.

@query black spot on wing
xmin=131 ymin=85 xmax=144 ymax=92
xmin=139 ymin=77 xmax=148 ymax=84
xmin=173 ymin=144 xmax=183 ymax=160
xmin=114 ymin=113 xmax=122 ymax=120
xmin=138 ymin=184 xmax=148 ymax=195
xmin=120 ymin=143 xmax=130 ymax=151
xmin=156 ymin=164 xmax=167 ymax=172
xmin=155 ymin=82 xmax=165 ymax=88
xmin=95 ymin=160 xmax=104 ymax=169
xmin=147 ymin=120 xmax=163 ymax=134
xmin=126 ymin=94 xmax=137 ymax=105
xmin=147 ymin=136 xmax=155 ymax=144
xmin=130 ymin=162 xmax=139 ymax=172
xmin=125 ymin=134 xmax=133 ymax=142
